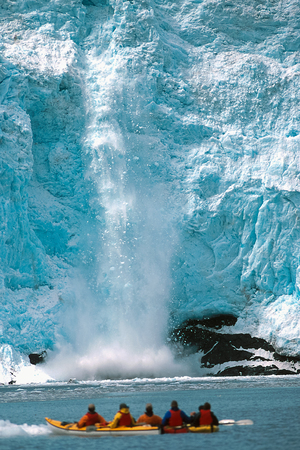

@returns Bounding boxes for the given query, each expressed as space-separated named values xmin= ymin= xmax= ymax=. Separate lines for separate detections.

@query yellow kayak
xmin=189 ymin=425 xmax=219 ymax=433
xmin=45 ymin=418 xmax=160 ymax=436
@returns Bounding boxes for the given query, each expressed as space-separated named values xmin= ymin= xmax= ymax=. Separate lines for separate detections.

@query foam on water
xmin=0 ymin=420 xmax=50 ymax=438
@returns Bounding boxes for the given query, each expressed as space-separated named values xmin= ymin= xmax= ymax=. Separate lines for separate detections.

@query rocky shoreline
xmin=170 ymin=315 xmax=300 ymax=376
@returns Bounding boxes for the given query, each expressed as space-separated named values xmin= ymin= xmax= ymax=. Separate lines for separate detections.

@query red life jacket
xmin=199 ymin=409 xmax=213 ymax=426
xmin=168 ymin=409 xmax=183 ymax=427
xmin=85 ymin=412 xmax=100 ymax=426
xmin=118 ymin=411 xmax=132 ymax=427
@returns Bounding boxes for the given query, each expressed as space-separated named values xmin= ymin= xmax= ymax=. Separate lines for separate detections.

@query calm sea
xmin=0 ymin=375 xmax=299 ymax=450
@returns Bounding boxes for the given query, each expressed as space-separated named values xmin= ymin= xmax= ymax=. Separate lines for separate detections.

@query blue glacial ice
xmin=1 ymin=0 xmax=300 ymax=382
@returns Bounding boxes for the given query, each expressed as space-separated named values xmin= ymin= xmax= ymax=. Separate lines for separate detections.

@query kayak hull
xmin=45 ymin=418 xmax=160 ymax=436
xmin=163 ymin=426 xmax=188 ymax=434
xmin=163 ymin=425 xmax=219 ymax=434
xmin=189 ymin=425 xmax=219 ymax=433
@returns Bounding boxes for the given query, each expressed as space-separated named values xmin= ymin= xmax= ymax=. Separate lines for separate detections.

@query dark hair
xmin=171 ymin=400 xmax=178 ymax=408
xmin=198 ymin=405 xmax=204 ymax=411
xmin=88 ymin=404 xmax=95 ymax=413
xmin=203 ymin=402 xmax=211 ymax=410
xmin=146 ymin=403 xmax=153 ymax=413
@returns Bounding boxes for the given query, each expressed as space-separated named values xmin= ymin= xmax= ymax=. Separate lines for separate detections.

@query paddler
xmin=77 ymin=403 xmax=108 ymax=428
xmin=191 ymin=402 xmax=219 ymax=427
xmin=136 ymin=403 xmax=162 ymax=426
xmin=109 ymin=403 xmax=136 ymax=428
xmin=161 ymin=400 xmax=193 ymax=433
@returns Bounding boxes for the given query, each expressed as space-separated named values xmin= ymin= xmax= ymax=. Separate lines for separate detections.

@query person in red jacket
xmin=191 ymin=402 xmax=219 ymax=427
xmin=137 ymin=403 xmax=162 ymax=426
xmin=162 ymin=400 xmax=193 ymax=433
xmin=77 ymin=404 xmax=108 ymax=428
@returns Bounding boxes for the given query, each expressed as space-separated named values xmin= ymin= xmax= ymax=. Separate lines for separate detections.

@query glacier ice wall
xmin=1 ymin=0 xmax=300 ymax=381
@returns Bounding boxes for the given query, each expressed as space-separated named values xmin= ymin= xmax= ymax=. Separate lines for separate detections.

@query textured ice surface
xmin=1 ymin=0 xmax=300 ymax=381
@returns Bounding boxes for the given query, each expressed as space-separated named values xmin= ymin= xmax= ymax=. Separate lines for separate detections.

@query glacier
xmin=1 ymin=0 xmax=300 ymax=383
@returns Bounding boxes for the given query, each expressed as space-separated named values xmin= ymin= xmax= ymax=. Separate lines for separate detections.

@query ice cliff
xmin=1 ymin=0 xmax=300 ymax=382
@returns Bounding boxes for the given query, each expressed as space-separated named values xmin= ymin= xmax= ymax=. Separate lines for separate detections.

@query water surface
xmin=0 ymin=375 xmax=299 ymax=450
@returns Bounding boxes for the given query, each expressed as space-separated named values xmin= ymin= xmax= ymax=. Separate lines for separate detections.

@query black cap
xmin=119 ymin=403 xmax=129 ymax=409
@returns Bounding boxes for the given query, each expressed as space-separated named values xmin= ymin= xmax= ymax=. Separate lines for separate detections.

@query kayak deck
xmin=163 ymin=425 xmax=219 ymax=433
xmin=189 ymin=425 xmax=219 ymax=433
xmin=45 ymin=418 xmax=160 ymax=436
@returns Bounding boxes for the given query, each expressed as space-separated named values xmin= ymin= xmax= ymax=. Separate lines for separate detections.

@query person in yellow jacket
xmin=109 ymin=403 xmax=136 ymax=428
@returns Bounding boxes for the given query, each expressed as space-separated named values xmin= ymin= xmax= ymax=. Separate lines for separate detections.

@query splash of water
xmin=45 ymin=123 xmax=186 ymax=379
xmin=44 ymin=9 xmax=188 ymax=380
xmin=0 ymin=420 xmax=50 ymax=438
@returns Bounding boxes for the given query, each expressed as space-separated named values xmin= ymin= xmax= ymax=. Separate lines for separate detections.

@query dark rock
xmin=201 ymin=341 xmax=253 ymax=367
xmin=170 ymin=316 xmax=299 ymax=376
xmin=216 ymin=365 xmax=297 ymax=376
xmin=29 ymin=351 xmax=47 ymax=365
xmin=171 ymin=323 xmax=275 ymax=357
xmin=180 ymin=315 xmax=238 ymax=330
xmin=273 ymin=352 xmax=300 ymax=364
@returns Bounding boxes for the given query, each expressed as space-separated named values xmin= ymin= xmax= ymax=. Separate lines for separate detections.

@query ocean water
xmin=0 ymin=375 xmax=300 ymax=450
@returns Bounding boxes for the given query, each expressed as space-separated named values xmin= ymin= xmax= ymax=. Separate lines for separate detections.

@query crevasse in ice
xmin=1 ymin=0 xmax=300 ymax=381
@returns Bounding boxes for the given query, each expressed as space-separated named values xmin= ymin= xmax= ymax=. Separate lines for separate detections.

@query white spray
xmin=46 ymin=4 xmax=191 ymax=380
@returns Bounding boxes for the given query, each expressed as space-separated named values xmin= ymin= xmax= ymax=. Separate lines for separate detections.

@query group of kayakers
xmin=77 ymin=400 xmax=218 ymax=433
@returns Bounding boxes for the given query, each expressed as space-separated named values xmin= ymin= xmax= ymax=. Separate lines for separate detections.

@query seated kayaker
xmin=162 ymin=400 xmax=193 ymax=432
xmin=77 ymin=403 xmax=108 ymax=428
xmin=192 ymin=402 xmax=219 ymax=427
xmin=109 ymin=403 xmax=136 ymax=428
xmin=136 ymin=403 xmax=162 ymax=426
